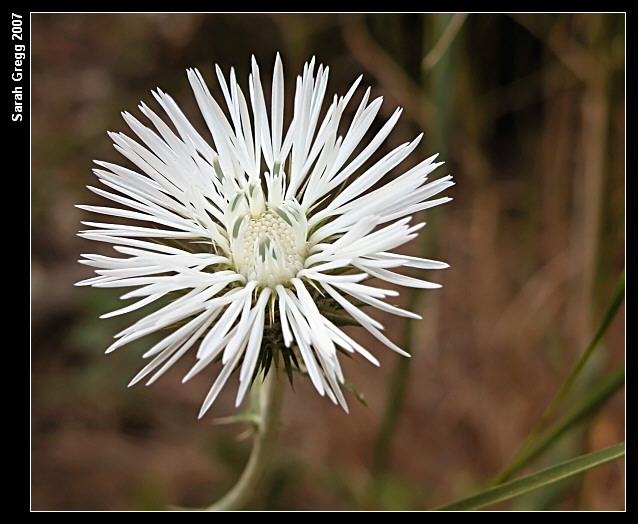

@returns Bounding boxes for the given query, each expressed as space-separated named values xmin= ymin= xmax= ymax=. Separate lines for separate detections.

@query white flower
xmin=77 ymin=54 xmax=454 ymax=418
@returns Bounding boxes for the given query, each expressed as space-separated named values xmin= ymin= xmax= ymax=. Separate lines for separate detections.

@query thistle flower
xmin=76 ymin=54 xmax=454 ymax=418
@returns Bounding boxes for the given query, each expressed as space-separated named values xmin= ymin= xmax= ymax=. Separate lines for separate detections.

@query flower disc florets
xmin=76 ymin=54 xmax=454 ymax=418
xmin=226 ymin=177 xmax=308 ymax=288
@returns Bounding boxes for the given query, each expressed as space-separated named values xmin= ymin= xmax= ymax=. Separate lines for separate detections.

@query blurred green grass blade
xmin=435 ymin=442 xmax=625 ymax=511
xmin=491 ymin=361 xmax=624 ymax=485
xmin=370 ymin=12 xmax=458 ymax=479
xmin=536 ymin=268 xmax=625 ymax=429
xmin=491 ymin=268 xmax=625 ymax=485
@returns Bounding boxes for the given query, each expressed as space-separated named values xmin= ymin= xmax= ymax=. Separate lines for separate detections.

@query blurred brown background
xmin=30 ymin=13 xmax=625 ymax=511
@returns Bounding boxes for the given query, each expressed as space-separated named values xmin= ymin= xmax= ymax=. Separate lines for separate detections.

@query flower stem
xmin=206 ymin=368 xmax=286 ymax=511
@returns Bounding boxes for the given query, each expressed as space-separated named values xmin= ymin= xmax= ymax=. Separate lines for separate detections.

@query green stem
xmin=534 ymin=269 xmax=625 ymax=432
xmin=370 ymin=353 xmax=411 ymax=476
xmin=435 ymin=442 xmax=625 ymax=511
xmin=490 ymin=268 xmax=625 ymax=485
xmin=490 ymin=362 xmax=624 ymax=486
xmin=369 ymin=11 xmax=456 ymax=481
xmin=205 ymin=368 xmax=286 ymax=511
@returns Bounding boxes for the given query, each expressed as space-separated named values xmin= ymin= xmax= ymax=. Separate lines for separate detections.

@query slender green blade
xmin=492 ymin=362 xmax=624 ymax=486
xmin=491 ymin=269 xmax=625 ymax=485
xmin=434 ymin=442 xmax=625 ymax=511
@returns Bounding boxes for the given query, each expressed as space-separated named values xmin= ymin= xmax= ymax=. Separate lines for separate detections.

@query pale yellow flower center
xmin=233 ymin=207 xmax=306 ymax=288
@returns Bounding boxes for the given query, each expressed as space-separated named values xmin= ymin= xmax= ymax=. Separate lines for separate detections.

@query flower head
xmin=77 ymin=54 xmax=454 ymax=417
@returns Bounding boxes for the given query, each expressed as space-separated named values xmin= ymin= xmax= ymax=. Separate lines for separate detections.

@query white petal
xmin=235 ymin=288 xmax=272 ymax=406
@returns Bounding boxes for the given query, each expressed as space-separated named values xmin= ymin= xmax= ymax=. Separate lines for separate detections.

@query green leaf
xmin=490 ymin=269 xmax=625 ymax=485
xmin=434 ymin=442 xmax=625 ymax=511
xmin=490 ymin=362 xmax=624 ymax=485
xmin=342 ymin=379 xmax=369 ymax=407
xmin=535 ymin=269 xmax=625 ymax=432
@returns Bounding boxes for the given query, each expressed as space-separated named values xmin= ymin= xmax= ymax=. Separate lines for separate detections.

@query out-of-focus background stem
xmin=366 ymin=11 xmax=459 ymax=493
xmin=31 ymin=13 xmax=624 ymax=510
